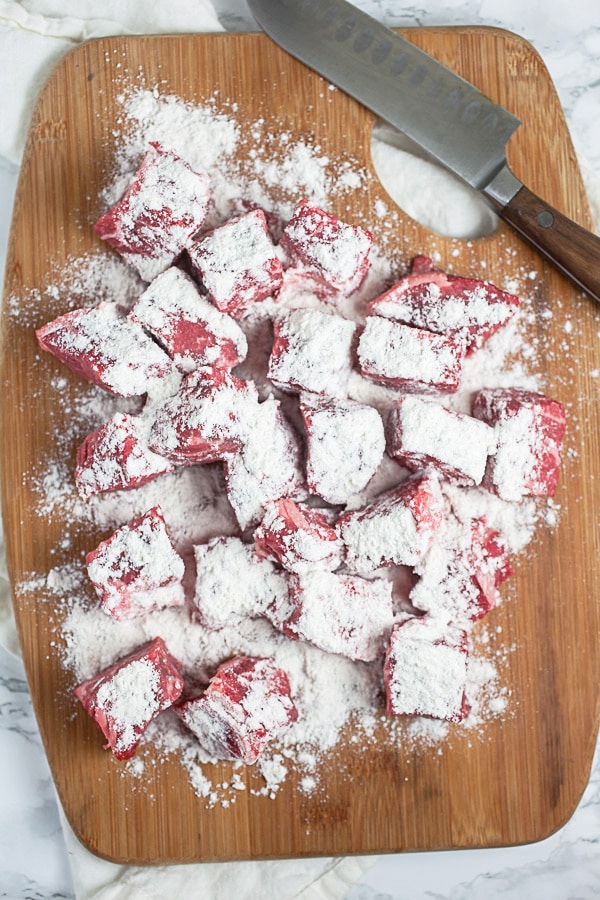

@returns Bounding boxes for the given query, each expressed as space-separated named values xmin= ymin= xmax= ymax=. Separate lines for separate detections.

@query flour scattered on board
xmin=12 ymin=81 xmax=567 ymax=808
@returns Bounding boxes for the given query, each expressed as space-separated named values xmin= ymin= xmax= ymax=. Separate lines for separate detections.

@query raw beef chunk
xmin=266 ymin=570 xmax=394 ymax=662
xmin=268 ymin=308 xmax=356 ymax=399
xmin=383 ymin=617 xmax=469 ymax=722
xmin=368 ymin=255 xmax=520 ymax=354
xmin=254 ymin=498 xmax=344 ymax=574
xmin=300 ymin=394 xmax=385 ymax=504
xmin=187 ymin=209 xmax=283 ymax=317
xmin=36 ymin=302 xmax=174 ymax=397
xmin=86 ymin=506 xmax=185 ymax=620
xmin=337 ymin=471 xmax=446 ymax=574
xmin=74 ymin=637 xmax=184 ymax=759
xmin=409 ymin=514 xmax=513 ymax=623
xmin=357 ymin=317 xmax=465 ymax=393
xmin=175 ymin=656 xmax=298 ymax=763
xmin=148 ymin=366 xmax=259 ymax=465
xmin=223 ymin=398 xmax=306 ymax=530
xmin=385 ymin=395 xmax=496 ymax=486
xmin=75 ymin=412 xmax=174 ymax=499
xmin=129 ymin=267 xmax=247 ymax=373
xmin=94 ymin=143 xmax=211 ymax=282
xmin=192 ymin=536 xmax=287 ymax=630
xmin=472 ymin=387 xmax=566 ymax=501
xmin=279 ymin=199 xmax=372 ymax=296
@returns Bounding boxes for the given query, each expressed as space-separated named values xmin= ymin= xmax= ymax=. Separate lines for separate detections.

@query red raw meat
xmin=266 ymin=570 xmax=394 ymax=662
xmin=254 ymin=498 xmax=344 ymax=574
xmin=187 ymin=208 xmax=283 ymax=317
xmin=337 ymin=471 xmax=446 ymax=574
xmin=223 ymin=397 xmax=306 ymax=530
xmin=74 ymin=636 xmax=184 ymax=759
xmin=300 ymin=394 xmax=385 ymax=504
xmin=129 ymin=266 xmax=247 ymax=373
xmin=36 ymin=302 xmax=174 ymax=397
xmin=148 ymin=366 xmax=259 ymax=465
xmin=75 ymin=412 xmax=174 ymax=499
xmin=385 ymin=395 xmax=496 ymax=486
xmin=268 ymin=308 xmax=356 ymax=399
xmin=175 ymin=656 xmax=298 ymax=764
xmin=279 ymin=199 xmax=372 ymax=296
xmin=357 ymin=317 xmax=466 ymax=393
xmin=192 ymin=536 xmax=287 ymax=630
xmin=368 ymin=255 xmax=520 ymax=354
xmin=383 ymin=617 xmax=469 ymax=722
xmin=86 ymin=506 xmax=185 ymax=620
xmin=94 ymin=143 xmax=211 ymax=282
xmin=409 ymin=514 xmax=513 ymax=623
xmin=472 ymin=387 xmax=566 ymax=501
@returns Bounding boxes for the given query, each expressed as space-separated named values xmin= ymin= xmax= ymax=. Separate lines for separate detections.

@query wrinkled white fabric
xmin=0 ymin=2 xmax=376 ymax=897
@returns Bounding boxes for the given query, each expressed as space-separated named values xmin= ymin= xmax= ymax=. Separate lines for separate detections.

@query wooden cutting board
xmin=2 ymin=27 xmax=600 ymax=865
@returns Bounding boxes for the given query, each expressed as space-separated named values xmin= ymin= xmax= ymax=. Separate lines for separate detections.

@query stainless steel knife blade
xmin=247 ymin=0 xmax=600 ymax=305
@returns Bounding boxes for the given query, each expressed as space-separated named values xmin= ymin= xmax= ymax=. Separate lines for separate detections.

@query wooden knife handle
xmin=499 ymin=185 xmax=600 ymax=304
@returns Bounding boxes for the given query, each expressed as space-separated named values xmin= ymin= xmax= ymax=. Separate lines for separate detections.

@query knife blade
xmin=247 ymin=0 xmax=600 ymax=305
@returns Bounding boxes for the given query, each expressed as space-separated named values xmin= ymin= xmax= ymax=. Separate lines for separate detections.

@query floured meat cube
xmin=75 ymin=412 xmax=174 ymax=499
xmin=386 ymin=395 xmax=496 ymax=486
xmin=175 ymin=656 xmax=298 ymax=764
xmin=266 ymin=570 xmax=394 ymax=662
xmin=368 ymin=255 xmax=520 ymax=354
xmin=383 ymin=617 xmax=469 ymax=722
xmin=409 ymin=514 xmax=513 ymax=623
xmin=129 ymin=267 xmax=247 ymax=373
xmin=300 ymin=394 xmax=385 ymax=504
xmin=36 ymin=302 xmax=174 ymax=397
xmin=94 ymin=142 xmax=211 ymax=282
xmin=357 ymin=317 xmax=465 ymax=393
xmin=74 ymin=637 xmax=184 ymax=759
xmin=148 ymin=366 xmax=259 ymax=465
xmin=223 ymin=398 xmax=306 ymax=530
xmin=187 ymin=209 xmax=283 ymax=317
xmin=86 ymin=506 xmax=185 ymax=620
xmin=254 ymin=498 xmax=344 ymax=574
xmin=472 ymin=387 xmax=566 ymax=501
xmin=337 ymin=471 xmax=446 ymax=574
xmin=268 ymin=308 xmax=356 ymax=399
xmin=279 ymin=199 xmax=372 ymax=296
xmin=192 ymin=536 xmax=287 ymax=630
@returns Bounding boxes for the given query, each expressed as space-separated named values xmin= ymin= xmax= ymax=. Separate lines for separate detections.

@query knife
xmin=247 ymin=0 xmax=600 ymax=304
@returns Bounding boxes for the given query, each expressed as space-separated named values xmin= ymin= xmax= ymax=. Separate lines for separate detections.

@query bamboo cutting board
xmin=2 ymin=28 xmax=600 ymax=864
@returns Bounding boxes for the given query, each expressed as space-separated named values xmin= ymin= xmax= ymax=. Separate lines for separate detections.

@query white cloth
xmin=0 ymin=2 xmax=376 ymax=896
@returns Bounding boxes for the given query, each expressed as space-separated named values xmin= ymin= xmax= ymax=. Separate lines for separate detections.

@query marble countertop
xmin=1 ymin=1 xmax=599 ymax=897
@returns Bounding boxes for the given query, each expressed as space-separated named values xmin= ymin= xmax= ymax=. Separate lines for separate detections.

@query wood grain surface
xmin=2 ymin=28 xmax=600 ymax=865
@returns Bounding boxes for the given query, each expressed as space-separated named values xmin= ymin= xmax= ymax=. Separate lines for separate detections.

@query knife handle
xmin=499 ymin=185 xmax=600 ymax=304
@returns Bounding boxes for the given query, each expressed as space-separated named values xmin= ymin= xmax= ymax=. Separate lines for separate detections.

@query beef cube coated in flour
xmin=337 ymin=470 xmax=446 ymax=574
xmin=357 ymin=317 xmax=466 ymax=394
xmin=279 ymin=199 xmax=372 ymax=296
xmin=75 ymin=412 xmax=174 ymax=499
xmin=368 ymin=255 xmax=520 ymax=354
xmin=86 ymin=506 xmax=185 ymax=620
xmin=175 ymin=656 xmax=298 ymax=764
xmin=36 ymin=302 xmax=174 ymax=398
xmin=94 ymin=142 xmax=211 ymax=282
xmin=254 ymin=498 xmax=344 ymax=574
xmin=74 ymin=637 xmax=184 ymax=760
xmin=385 ymin=395 xmax=496 ymax=486
xmin=187 ymin=208 xmax=283 ymax=317
xmin=128 ymin=267 xmax=248 ymax=373
xmin=383 ymin=617 xmax=470 ymax=722
xmin=472 ymin=387 xmax=566 ymax=501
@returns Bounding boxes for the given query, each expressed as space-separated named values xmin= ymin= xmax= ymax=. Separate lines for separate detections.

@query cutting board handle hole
xmin=369 ymin=122 xmax=499 ymax=240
